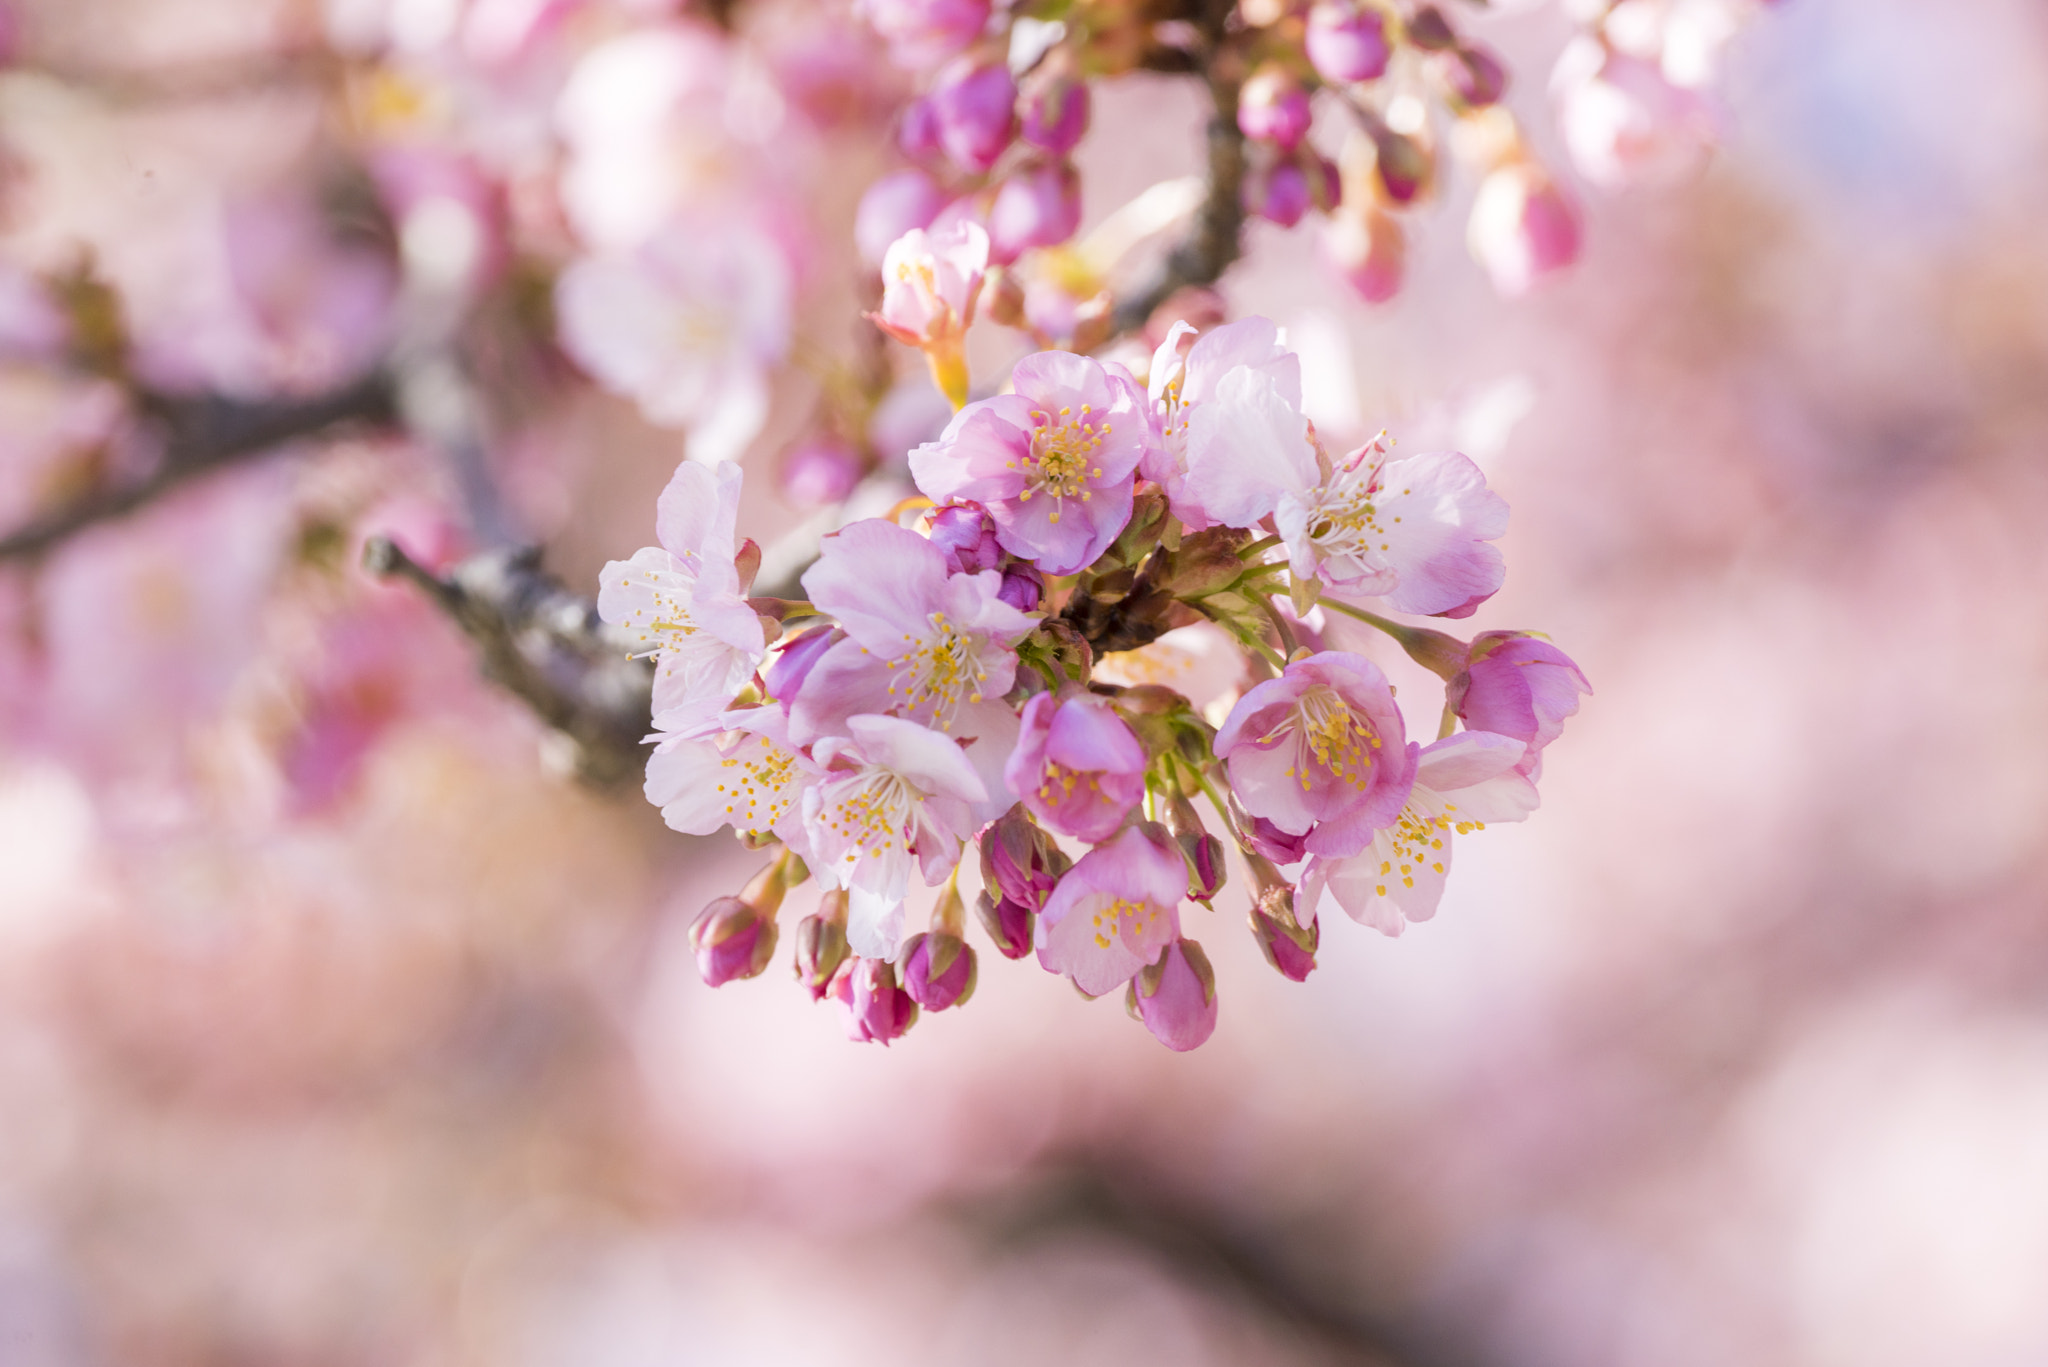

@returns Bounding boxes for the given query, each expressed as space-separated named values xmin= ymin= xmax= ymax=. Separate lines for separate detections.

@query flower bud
xmin=779 ymin=437 xmax=865 ymax=508
xmin=1249 ymin=893 xmax=1319 ymax=982
xmin=1441 ymin=44 xmax=1506 ymax=108
xmin=1126 ymin=938 xmax=1218 ymax=1051
xmin=830 ymin=957 xmax=920 ymax=1044
xmin=975 ymin=889 xmax=1035 ymax=959
xmin=793 ymin=891 xmax=852 ymax=1000
xmin=898 ymin=95 xmax=944 ymax=160
xmin=1324 ymin=205 xmax=1405 ymax=304
xmin=857 ymin=168 xmax=946 ymax=267
xmin=987 ymin=160 xmax=1082 ymax=265
xmin=1403 ymin=4 xmax=1457 ymax=50
xmin=1018 ymin=55 xmax=1090 ymax=154
xmin=979 ymin=803 xmax=1072 ymax=909
xmin=1305 ymin=0 xmax=1390 ymax=84
xmin=1368 ymin=119 xmax=1434 ymax=205
xmin=998 ymin=561 xmax=1044 ymax=613
xmin=930 ymin=58 xmax=1018 ymax=173
xmin=1162 ymin=791 xmax=1227 ymax=902
xmin=1243 ymin=158 xmax=1312 ymax=228
xmin=1238 ymin=66 xmax=1312 ymax=150
xmin=927 ymin=503 xmax=1002 ymax=574
xmin=1467 ymin=161 xmax=1580 ymax=298
xmin=901 ymin=930 xmax=978 ymax=1010
xmin=690 ymin=895 xmax=779 ymax=987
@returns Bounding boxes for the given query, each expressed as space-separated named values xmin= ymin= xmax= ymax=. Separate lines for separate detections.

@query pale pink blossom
xmin=1146 ymin=316 xmax=1308 ymax=530
xmin=870 ymin=220 xmax=988 ymax=406
xmin=1449 ymin=631 xmax=1592 ymax=777
xmin=790 ymin=517 xmax=1033 ymax=761
xmin=1004 ymin=690 xmax=1148 ymax=843
xmin=909 ymin=349 xmax=1152 ymax=574
xmin=1299 ymin=729 xmax=1536 ymax=934
xmin=1305 ymin=0 xmax=1391 ymax=84
xmin=555 ymin=226 xmax=792 ymax=465
xmin=597 ymin=460 xmax=767 ymax=729
xmin=1130 ymin=937 xmax=1218 ymax=1051
xmin=643 ymin=706 xmax=817 ymax=851
xmin=1213 ymin=651 xmax=1415 ymax=858
xmin=803 ymin=713 xmax=988 ymax=958
xmin=856 ymin=168 xmax=947 ymax=267
xmin=1036 ymin=824 xmax=1186 ymax=998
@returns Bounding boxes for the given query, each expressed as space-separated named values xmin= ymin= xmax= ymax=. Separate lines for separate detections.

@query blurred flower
xmin=1553 ymin=38 xmax=1719 ymax=188
xmin=856 ymin=168 xmax=947 ymax=267
xmin=1306 ymin=0 xmax=1391 ymax=84
xmin=929 ymin=57 xmax=1017 ymax=173
xmin=987 ymin=160 xmax=1082 ymax=265
xmin=1018 ymin=53 xmax=1090 ymax=155
xmin=1323 ymin=203 xmax=1406 ymax=303
xmin=857 ymin=0 xmax=990 ymax=70
xmin=1238 ymin=66 xmax=1311 ymax=150
xmin=1467 ymin=161 xmax=1581 ymax=298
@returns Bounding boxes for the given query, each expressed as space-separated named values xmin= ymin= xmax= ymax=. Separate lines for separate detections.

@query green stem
xmin=1317 ymin=597 xmax=1411 ymax=638
xmin=1237 ymin=533 xmax=1282 ymax=561
xmin=1256 ymin=593 xmax=1298 ymax=656
xmin=1436 ymin=701 xmax=1459 ymax=741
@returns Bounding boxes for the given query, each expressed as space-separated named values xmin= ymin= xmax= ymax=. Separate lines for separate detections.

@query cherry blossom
xmin=1037 ymin=824 xmax=1187 ymax=998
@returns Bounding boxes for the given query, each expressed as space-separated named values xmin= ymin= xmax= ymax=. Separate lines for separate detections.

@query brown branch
xmin=361 ymin=537 xmax=653 ymax=788
xmin=0 ymin=370 xmax=400 ymax=561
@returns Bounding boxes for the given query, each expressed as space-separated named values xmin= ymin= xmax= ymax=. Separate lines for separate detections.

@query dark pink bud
xmin=856 ymin=168 xmax=947 ymax=267
xmin=1305 ymin=1 xmax=1390 ymax=84
xmin=794 ymin=891 xmax=851 ymax=1000
xmin=1325 ymin=206 xmax=1405 ymax=304
xmin=830 ymin=957 xmax=920 ymax=1043
xmin=766 ymin=625 xmax=843 ymax=705
xmin=930 ymin=58 xmax=1017 ymax=174
xmin=1162 ymin=792 xmax=1228 ymax=902
xmin=898 ymin=96 xmax=944 ymax=161
xmin=1403 ymin=5 xmax=1457 ymax=50
xmin=997 ymin=562 xmax=1043 ymax=613
xmin=928 ymin=503 xmax=1003 ymax=574
xmin=1018 ymin=62 xmax=1090 ymax=154
xmin=780 ymin=437 xmax=866 ymax=507
xmin=1370 ymin=121 xmax=1434 ymax=204
xmin=1238 ymin=67 xmax=1312 ymax=150
xmin=1441 ymin=45 xmax=1506 ymax=108
xmin=1127 ymin=939 xmax=1218 ymax=1051
xmin=1249 ymin=898 xmax=1319 ymax=981
xmin=690 ymin=896 xmax=779 ymax=987
xmin=901 ymin=930 xmax=978 ymax=1010
xmin=979 ymin=803 xmax=1072 ymax=909
xmin=1244 ymin=159 xmax=1312 ymax=228
xmin=987 ymin=160 xmax=1082 ymax=264
xmin=975 ymin=889 xmax=1036 ymax=959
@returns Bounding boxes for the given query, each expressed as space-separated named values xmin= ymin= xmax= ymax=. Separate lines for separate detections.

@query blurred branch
xmin=0 ymin=369 xmax=400 ymax=561
xmin=361 ymin=537 xmax=653 ymax=788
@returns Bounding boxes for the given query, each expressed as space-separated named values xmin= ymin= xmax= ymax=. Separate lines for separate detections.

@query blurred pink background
xmin=5 ymin=0 xmax=2048 ymax=1363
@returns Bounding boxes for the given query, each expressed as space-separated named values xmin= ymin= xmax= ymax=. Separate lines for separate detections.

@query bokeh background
xmin=5 ymin=0 xmax=2048 ymax=1363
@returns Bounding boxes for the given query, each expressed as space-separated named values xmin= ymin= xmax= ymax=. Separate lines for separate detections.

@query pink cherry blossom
xmin=803 ymin=713 xmax=988 ymax=958
xmin=910 ymin=349 xmax=1152 ymax=574
xmin=790 ymin=517 xmax=1032 ymax=750
xmin=928 ymin=57 xmax=1016 ymax=173
xmin=1299 ymin=729 xmax=1537 ymax=934
xmin=1450 ymin=631 xmax=1592 ymax=777
xmin=870 ymin=220 xmax=988 ymax=405
xmin=830 ymin=957 xmax=920 ymax=1044
xmin=1130 ymin=937 xmax=1218 ymax=1051
xmin=643 ymin=706 xmax=817 ymax=851
xmin=1213 ymin=651 xmax=1416 ymax=858
xmin=1305 ymin=0 xmax=1391 ymax=84
xmin=1004 ymin=690 xmax=1148 ymax=843
xmin=597 ymin=460 xmax=766 ymax=729
xmin=555 ymin=226 xmax=792 ymax=465
xmin=1146 ymin=316 xmax=1308 ymax=530
xmin=1036 ymin=824 xmax=1186 ymax=998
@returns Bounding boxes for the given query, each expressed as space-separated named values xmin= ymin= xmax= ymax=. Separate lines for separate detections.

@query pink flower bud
xmin=1369 ymin=120 xmax=1434 ymax=204
xmin=979 ymin=803 xmax=1071 ymax=909
xmin=1162 ymin=792 xmax=1227 ymax=902
xmin=1238 ymin=67 xmax=1312 ymax=150
xmin=1467 ymin=162 xmax=1580 ymax=298
xmin=690 ymin=896 xmax=779 ymax=987
xmin=928 ymin=503 xmax=1003 ymax=574
xmin=793 ymin=897 xmax=852 ymax=1000
xmin=1449 ymin=630 xmax=1590 ymax=770
xmin=779 ymin=437 xmax=866 ymax=507
xmin=1324 ymin=206 xmax=1405 ymax=304
xmin=1018 ymin=60 xmax=1090 ymax=154
xmin=1006 ymin=691 xmax=1150 ymax=844
xmin=857 ymin=168 xmax=947 ymax=268
xmin=830 ymin=957 xmax=920 ymax=1043
xmin=1249 ymin=891 xmax=1319 ymax=981
xmin=898 ymin=96 xmax=944 ymax=161
xmin=1127 ymin=938 xmax=1218 ymax=1051
xmin=1244 ymin=159 xmax=1312 ymax=228
xmin=901 ymin=930 xmax=978 ymax=1010
xmin=997 ymin=562 xmax=1043 ymax=613
xmin=1441 ymin=44 xmax=1506 ymax=108
xmin=1305 ymin=1 xmax=1390 ymax=84
xmin=987 ymin=160 xmax=1082 ymax=265
xmin=975 ymin=889 xmax=1036 ymax=959
xmin=930 ymin=58 xmax=1018 ymax=173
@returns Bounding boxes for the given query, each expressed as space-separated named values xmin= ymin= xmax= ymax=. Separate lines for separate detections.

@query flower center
xmin=712 ymin=735 xmax=802 ymax=840
xmin=883 ymin=609 xmax=988 ymax=731
xmin=1271 ymin=685 xmax=1382 ymax=792
xmin=618 ymin=556 xmax=704 ymax=660
xmin=1305 ymin=440 xmax=1395 ymax=561
xmin=1368 ymin=795 xmax=1482 ymax=896
xmin=1089 ymin=894 xmax=1163 ymax=950
xmin=1014 ymin=404 xmax=1110 ymax=525
xmin=1036 ymin=759 xmax=1102 ymax=805
xmin=817 ymin=769 xmax=916 ymax=864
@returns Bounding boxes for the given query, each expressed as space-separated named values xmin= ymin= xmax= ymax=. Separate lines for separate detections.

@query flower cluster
xmin=602 ymin=316 xmax=1588 ymax=1049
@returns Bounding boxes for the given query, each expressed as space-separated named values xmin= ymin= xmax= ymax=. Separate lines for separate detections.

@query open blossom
xmin=871 ymin=220 xmax=988 ymax=406
xmin=790 ymin=517 xmax=1033 ymax=756
xmin=911 ymin=349 xmax=1151 ymax=574
xmin=644 ymin=706 xmax=816 ymax=849
xmin=1144 ymin=316 xmax=1306 ymax=530
xmin=597 ymin=460 xmax=766 ymax=728
xmin=1037 ymin=824 xmax=1187 ymax=998
xmin=556 ymin=226 xmax=792 ymax=465
xmin=1005 ymin=691 xmax=1148 ymax=843
xmin=1449 ymin=631 xmax=1592 ymax=776
xmin=1300 ymin=730 xmax=1537 ymax=935
xmin=1271 ymin=438 xmax=1510 ymax=618
xmin=1214 ymin=651 xmax=1416 ymax=857
xmin=804 ymin=713 xmax=988 ymax=958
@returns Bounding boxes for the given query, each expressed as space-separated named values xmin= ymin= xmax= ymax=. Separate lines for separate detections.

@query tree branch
xmin=361 ymin=537 xmax=653 ymax=788
xmin=0 ymin=369 xmax=400 ymax=561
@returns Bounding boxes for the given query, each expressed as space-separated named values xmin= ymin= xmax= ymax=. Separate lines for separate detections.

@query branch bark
xmin=361 ymin=537 xmax=653 ymax=788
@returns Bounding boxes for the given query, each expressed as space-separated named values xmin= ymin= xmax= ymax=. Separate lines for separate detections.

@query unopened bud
xmin=1126 ymin=938 xmax=1218 ymax=1051
xmin=975 ymin=889 xmax=1036 ymax=959
xmin=988 ymin=160 xmax=1082 ymax=265
xmin=1441 ymin=44 xmax=1506 ymax=108
xmin=1018 ymin=53 xmax=1090 ymax=154
xmin=830 ymin=957 xmax=920 ymax=1044
xmin=793 ymin=890 xmax=851 ymax=1000
xmin=1238 ymin=66 xmax=1312 ymax=150
xmin=1249 ymin=891 xmax=1319 ymax=982
xmin=1468 ymin=160 xmax=1580 ymax=298
xmin=980 ymin=803 xmax=1071 ymax=909
xmin=998 ymin=561 xmax=1044 ymax=612
xmin=1162 ymin=791 xmax=1228 ymax=902
xmin=690 ymin=895 xmax=779 ymax=987
xmin=1306 ymin=0 xmax=1391 ymax=84
xmin=901 ymin=930 xmax=978 ymax=1010
xmin=930 ymin=57 xmax=1018 ymax=174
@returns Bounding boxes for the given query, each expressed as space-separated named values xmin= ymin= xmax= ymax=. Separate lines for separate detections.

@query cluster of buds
xmin=603 ymin=315 xmax=1587 ymax=1050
